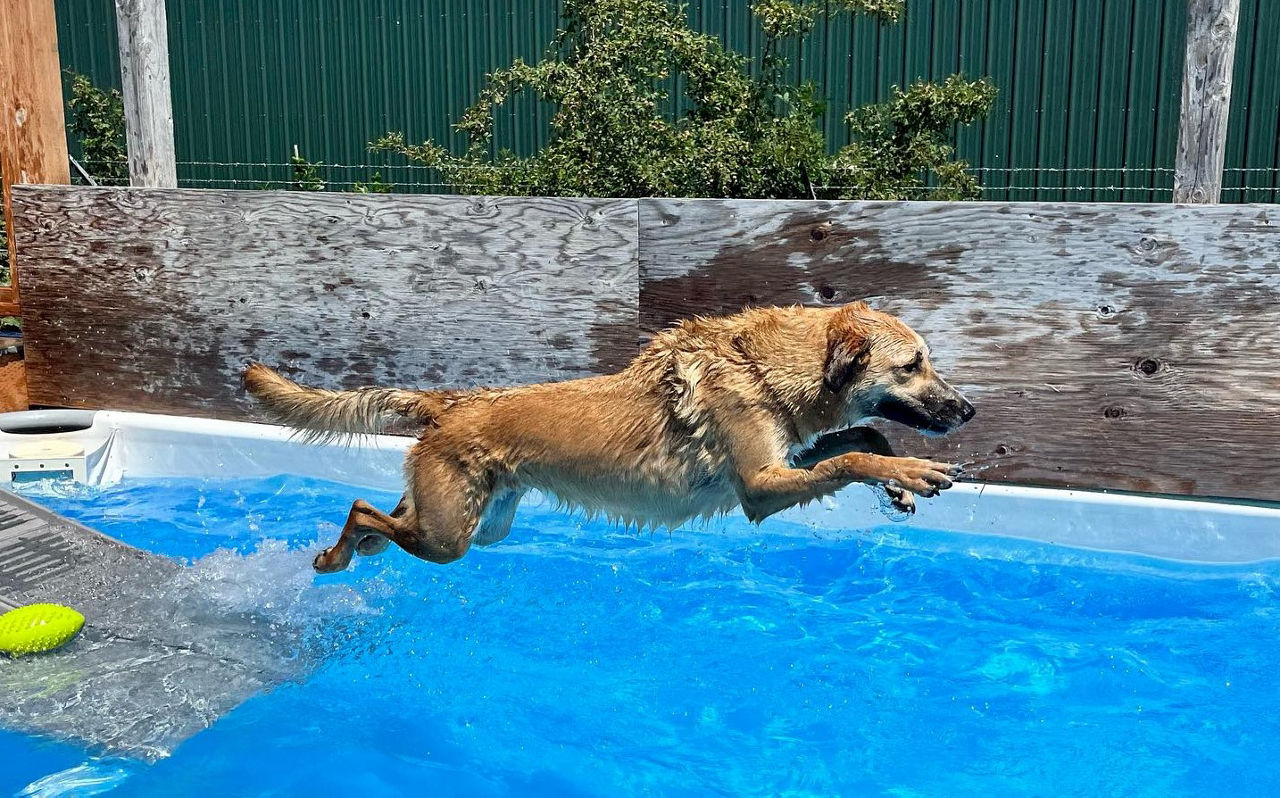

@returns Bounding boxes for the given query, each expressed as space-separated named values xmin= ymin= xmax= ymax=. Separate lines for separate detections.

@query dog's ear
xmin=824 ymin=306 xmax=872 ymax=393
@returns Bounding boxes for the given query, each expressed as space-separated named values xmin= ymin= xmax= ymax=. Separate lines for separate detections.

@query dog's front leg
xmin=737 ymin=453 xmax=959 ymax=523
xmin=791 ymin=427 xmax=915 ymax=513
xmin=721 ymin=410 xmax=957 ymax=523
xmin=790 ymin=427 xmax=895 ymax=468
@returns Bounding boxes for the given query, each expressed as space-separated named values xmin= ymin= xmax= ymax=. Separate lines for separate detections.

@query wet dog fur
xmin=244 ymin=302 xmax=975 ymax=573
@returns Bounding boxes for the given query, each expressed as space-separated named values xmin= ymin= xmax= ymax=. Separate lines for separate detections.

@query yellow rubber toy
xmin=0 ymin=603 xmax=85 ymax=657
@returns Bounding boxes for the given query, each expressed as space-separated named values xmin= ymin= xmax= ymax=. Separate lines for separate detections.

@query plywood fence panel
xmin=11 ymin=186 xmax=1280 ymax=501
xmin=639 ymin=198 xmax=1280 ymax=501
xmin=10 ymin=186 xmax=639 ymax=417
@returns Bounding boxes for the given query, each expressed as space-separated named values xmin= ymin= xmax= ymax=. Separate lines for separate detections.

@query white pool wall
xmin=2 ymin=409 xmax=1278 ymax=564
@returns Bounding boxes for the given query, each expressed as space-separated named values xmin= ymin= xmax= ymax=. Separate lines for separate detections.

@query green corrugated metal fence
xmin=54 ymin=0 xmax=1280 ymax=202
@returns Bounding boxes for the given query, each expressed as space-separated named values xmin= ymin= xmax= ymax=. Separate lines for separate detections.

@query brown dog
xmin=244 ymin=302 xmax=974 ymax=572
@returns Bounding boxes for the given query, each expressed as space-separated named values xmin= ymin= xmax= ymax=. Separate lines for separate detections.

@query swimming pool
xmin=2 ymin=412 xmax=1279 ymax=796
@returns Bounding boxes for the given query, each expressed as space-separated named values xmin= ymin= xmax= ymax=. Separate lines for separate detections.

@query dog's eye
xmin=902 ymin=353 xmax=923 ymax=373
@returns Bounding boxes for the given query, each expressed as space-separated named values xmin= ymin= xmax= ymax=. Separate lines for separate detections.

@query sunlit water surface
xmin=3 ymin=475 xmax=1279 ymax=796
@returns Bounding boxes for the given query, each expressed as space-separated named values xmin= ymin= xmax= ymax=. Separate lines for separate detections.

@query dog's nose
xmin=945 ymin=396 xmax=976 ymax=423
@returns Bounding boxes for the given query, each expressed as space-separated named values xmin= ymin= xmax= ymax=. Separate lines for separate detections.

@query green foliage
xmin=64 ymin=71 xmax=128 ymax=185
xmin=352 ymin=172 xmax=393 ymax=194
xmin=289 ymin=146 xmax=326 ymax=191
xmin=372 ymin=0 xmax=993 ymax=200
xmin=833 ymin=75 xmax=998 ymax=200
xmin=280 ymin=147 xmax=389 ymax=193
xmin=287 ymin=148 xmax=390 ymax=193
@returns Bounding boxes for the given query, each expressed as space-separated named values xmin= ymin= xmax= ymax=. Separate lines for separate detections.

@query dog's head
xmin=822 ymin=302 xmax=975 ymax=435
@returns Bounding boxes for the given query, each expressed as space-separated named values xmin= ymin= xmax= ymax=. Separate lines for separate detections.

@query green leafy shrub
xmin=352 ymin=172 xmax=392 ymax=194
xmin=372 ymin=0 xmax=995 ymax=199
xmin=289 ymin=145 xmax=326 ymax=191
xmin=65 ymin=71 xmax=128 ymax=185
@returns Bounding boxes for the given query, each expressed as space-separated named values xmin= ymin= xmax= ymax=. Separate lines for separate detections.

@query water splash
xmin=19 ymin=760 xmax=137 ymax=798
xmin=0 ymin=529 xmax=379 ymax=761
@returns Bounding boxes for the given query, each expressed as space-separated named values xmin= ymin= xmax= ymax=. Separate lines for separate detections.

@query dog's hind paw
xmin=313 ymin=545 xmax=353 ymax=574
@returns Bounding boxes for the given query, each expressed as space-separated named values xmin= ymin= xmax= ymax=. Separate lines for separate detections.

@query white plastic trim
xmin=0 ymin=409 xmax=1277 ymax=564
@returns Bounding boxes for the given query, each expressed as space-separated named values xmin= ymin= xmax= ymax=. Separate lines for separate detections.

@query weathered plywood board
xmin=640 ymin=198 xmax=1280 ymax=501
xmin=11 ymin=186 xmax=638 ymax=417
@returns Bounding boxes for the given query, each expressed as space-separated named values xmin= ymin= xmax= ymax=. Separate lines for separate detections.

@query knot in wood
xmin=1132 ymin=357 xmax=1163 ymax=377
xmin=1103 ymin=405 xmax=1127 ymax=420
xmin=817 ymin=285 xmax=837 ymax=301
xmin=1096 ymin=304 xmax=1117 ymax=318
xmin=810 ymin=222 xmax=832 ymax=242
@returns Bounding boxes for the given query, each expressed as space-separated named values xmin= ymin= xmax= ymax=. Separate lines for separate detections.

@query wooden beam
xmin=0 ymin=0 xmax=70 ymax=412
xmin=115 ymin=0 xmax=177 ymax=188
xmin=1173 ymin=0 xmax=1241 ymax=203
xmin=0 ymin=291 xmax=20 ymax=317
xmin=0 ymin=0 xmax=71 ymax=297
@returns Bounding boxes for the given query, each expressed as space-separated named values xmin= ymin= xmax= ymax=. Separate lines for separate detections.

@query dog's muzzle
xmin=877 ymin=388 xmax=975 ymax=435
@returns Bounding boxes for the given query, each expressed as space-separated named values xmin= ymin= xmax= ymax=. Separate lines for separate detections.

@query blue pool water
xmin=4 ymin=475 xmax=1280 ymax=796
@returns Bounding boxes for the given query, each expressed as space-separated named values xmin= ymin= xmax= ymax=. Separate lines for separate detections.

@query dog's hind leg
xmin=314 ymin=445 xmax=497 ymax=573
xmin=314 ymin=499 xmax=409 ymax=573
xmin=471 ymin=489 xmax=524 ymax=547
xmin=355 ymin=494 xmax=408 ymax=557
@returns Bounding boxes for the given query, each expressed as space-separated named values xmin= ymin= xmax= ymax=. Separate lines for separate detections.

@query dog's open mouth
xmin=876 ymin=395 xmax=965 ymax=436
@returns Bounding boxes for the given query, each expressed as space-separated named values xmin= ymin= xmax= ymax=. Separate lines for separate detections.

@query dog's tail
xmin=243 ymin=362 xmax=450 ymax=443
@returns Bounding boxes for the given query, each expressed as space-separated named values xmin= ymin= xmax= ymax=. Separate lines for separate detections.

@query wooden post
xmin=115 ymin=0 xmax=177 ymax=187
xmin=1173 ymin=0 xmax=1241 ymax=203
xmin=0 ymin=0 xmax=69 ymax=410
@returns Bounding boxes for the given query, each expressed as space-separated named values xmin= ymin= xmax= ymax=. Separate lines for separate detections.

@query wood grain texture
xmin=11 ymin=186 xmax=638 ymax=417
xmin=115 ymin=0 xmax=177 ymax=187
xmin=0 ymin=0 xmax=70 ymax=294
xmin=0 ymin=0 xmax=70 ymax=410
xmin=639 ymin=198 xmax=1280 ymax=501
xmin=0 ymin=355 xmax=27 ymax=413
xmin=1174 ymin=0 xmax=1240 ymax=203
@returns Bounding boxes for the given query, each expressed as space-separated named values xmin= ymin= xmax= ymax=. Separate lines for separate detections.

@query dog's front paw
xmin=885 ymin=484 xmax=916 ymax=514
xmin=885 ymin=457 xmax=961 ymax=498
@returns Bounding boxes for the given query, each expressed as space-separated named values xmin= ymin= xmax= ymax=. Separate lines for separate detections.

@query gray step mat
xmin=0 ymin=488 xmax=304 ymax=761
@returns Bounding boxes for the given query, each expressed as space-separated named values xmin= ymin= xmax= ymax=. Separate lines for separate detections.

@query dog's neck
xmin=730 ymin=309 xmax=854 ymax=443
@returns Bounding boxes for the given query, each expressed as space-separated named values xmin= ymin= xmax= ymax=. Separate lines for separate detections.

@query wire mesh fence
xmin=68 ymin=159 xmax=1280 ymax=204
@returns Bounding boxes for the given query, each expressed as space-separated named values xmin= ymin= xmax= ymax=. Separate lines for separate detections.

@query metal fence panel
xmin=54 ymin=0 xmax=1279 ymax=201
